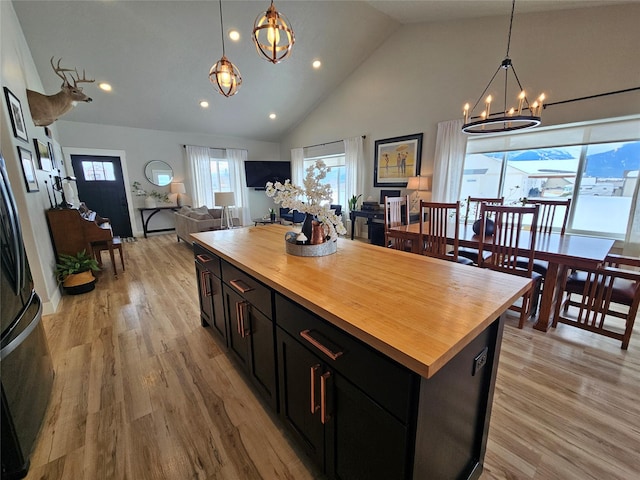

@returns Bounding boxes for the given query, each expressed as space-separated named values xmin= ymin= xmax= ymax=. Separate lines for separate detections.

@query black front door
xmin=71 ymin=155 xmax=133 ymax=238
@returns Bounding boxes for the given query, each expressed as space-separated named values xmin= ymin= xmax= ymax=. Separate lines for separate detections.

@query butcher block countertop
xmin=191 ymin=225 xmax=531 ymax=378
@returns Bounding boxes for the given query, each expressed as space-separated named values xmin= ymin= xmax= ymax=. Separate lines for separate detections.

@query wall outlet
xmin=472 ymin=347 xmax=488 ymax=376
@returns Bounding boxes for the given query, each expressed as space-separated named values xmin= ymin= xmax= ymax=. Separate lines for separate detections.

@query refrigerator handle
xmin=0 ymin=164 xmax=24 ymax=292
xmin=0 ymin=292 xmax=41 ymax=360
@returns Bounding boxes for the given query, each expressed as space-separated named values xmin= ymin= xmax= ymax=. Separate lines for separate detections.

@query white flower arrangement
xmin=265 ymin=160 xmax=347 ymax=240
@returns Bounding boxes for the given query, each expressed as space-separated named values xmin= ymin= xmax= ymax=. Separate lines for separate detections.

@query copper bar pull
xmin=230 ymin=279 xmax=254 ymax=294
xmin=196 ymin=254 xmax=211 ymax=263
xmin=235 ymin=302 xmax=242 ymax=335
xmin=237 ymin=301 xmax=249 ymax=337
xmin=320 ymin=371 xmax=331 ymax=424
xmin=299 ymin=330 xmax=344 ymax=361
xmin=310 ymin=364 xmax=320 ymax=414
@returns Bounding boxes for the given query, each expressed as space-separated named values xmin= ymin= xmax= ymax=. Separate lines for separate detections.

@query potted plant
xmin=132 ymin=181 xmax=170 ymax=208
xmin=54 ymin=250 xmax=100 ymax=294
xmin=348 ymin=194 xmax=362 ymax=212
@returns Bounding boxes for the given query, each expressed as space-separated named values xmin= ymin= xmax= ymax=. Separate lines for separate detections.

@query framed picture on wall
xmin=34 ymin=138 xmax=53 ymax=171
xmin=373 ymin=133 xmax=423 ymax=187
xmin=17 ymin=146 xmax=39 ymax=192
xmin=3 ymin=87 xmax=29 ymax=142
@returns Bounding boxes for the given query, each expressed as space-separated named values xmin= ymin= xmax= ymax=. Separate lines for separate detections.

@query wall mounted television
xmin=244 ymin=161 xmax=291 ymax=190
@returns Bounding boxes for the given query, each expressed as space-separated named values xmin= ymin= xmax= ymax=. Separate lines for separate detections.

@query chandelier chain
xmin=218 ymin=0 xmax=226 ymax=56
xmin=505 ymin=0 xmax=515 ymax=58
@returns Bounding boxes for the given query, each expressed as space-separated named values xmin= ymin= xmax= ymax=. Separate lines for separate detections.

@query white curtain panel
xmin=227 ymin=148 xmax=249 ymax=226
xmin=290 ymin=147 xmax=304 ymax=186
xmin=344 ymin=136 xmax=364 ymax=236
xmin=432 ymin=119 xmax=468 ymax=202
xmin=185 ymin=145 xmax=213 ymax=207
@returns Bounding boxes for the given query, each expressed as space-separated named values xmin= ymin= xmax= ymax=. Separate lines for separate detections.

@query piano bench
xmin=92 ymin=236 xmax=125 ymax=276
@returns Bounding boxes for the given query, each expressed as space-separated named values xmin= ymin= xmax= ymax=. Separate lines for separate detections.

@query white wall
xmin=56 ymin=121 xmax=282 ymax=234
xmin=280 ymin=4 xmax=640 ymax=203
xmin=1 ymin=1 xmax=63 ymax=313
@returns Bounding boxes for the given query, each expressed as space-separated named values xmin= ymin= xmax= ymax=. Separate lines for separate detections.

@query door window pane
xmin=81 ymin=161 xmax=116 ymax=181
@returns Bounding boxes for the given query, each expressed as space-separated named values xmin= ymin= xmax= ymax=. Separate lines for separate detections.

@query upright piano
xmin=46 ymin=204 xmax=114 ymax=260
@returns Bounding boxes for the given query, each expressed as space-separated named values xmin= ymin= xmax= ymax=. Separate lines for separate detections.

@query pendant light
xmin=461 ymin=0 xmax=545 ymax=134
xmin=209 ymin=0 xmax=242 ymax=97
xmin=252 ymin=0 xmax=295 ymax=64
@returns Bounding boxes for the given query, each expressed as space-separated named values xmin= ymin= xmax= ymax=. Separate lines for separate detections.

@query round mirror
xmin=144 ymin=160 xmax=173 ymax=186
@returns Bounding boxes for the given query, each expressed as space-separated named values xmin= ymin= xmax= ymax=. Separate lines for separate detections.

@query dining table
xmin=386 ymin=222 xmax=616 ymax=331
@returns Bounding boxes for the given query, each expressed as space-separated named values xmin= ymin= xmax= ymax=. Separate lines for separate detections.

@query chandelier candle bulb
xmin=485 ymin=95 xmax=492 ymax=118
xmin=517 ymin=91 xmax=525 ymax=115
xmin=463 ymin=103 xmax=470 ymax=123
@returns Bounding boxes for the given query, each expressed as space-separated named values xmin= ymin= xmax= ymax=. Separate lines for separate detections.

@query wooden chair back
xmin=553 ymin=254 xmax=640 ymax=349
xmin=419 ymin=200 xmax=461 ymax=261
xmin=384 ymin=195 xmax=410 ymax=250
xmin=464 ymin=196 xmax=504 ymax=224
xmin=478 ymin=204 xmax=540 ymax=275
xmin=523 ymin=198 xmax=571 ymax=235
xmin=478 ymin=204 xmax=540 ymax=328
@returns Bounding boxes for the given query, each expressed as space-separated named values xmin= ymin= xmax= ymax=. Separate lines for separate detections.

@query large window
xmin=461 ymin=117 xmax=640 ymax=239
xmin=303 ymin=154 xmax=346 ymax=207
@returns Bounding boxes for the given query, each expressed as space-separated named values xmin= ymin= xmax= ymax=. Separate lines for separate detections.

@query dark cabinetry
xmin=194 ymin=244 xmax=226 ymax=342
xmin=275 ymin=294 xmax=417 ymax=479
xmin=221 ymin=261 xmax=277 ymax=410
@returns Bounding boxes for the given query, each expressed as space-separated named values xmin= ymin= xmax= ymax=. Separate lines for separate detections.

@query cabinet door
xmin=196 ymin=261 xmax=227 ymax=343
xmin=246 ymin=305 xmax=277 ymax=410
xmin=277 ymin=328 xmax=325 ymax=469
xmin=326 ymin=373 xmax=409 ymax=480
xmin=224 ymin=286 xmax=250 ymax=368
xmin=195 ymin=261 xmax=213 ymax=328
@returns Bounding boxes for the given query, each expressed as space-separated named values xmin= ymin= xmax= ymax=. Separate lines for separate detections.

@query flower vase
xmin=302 ymin=213 xmax=313 ymax=242
xmin=145 ymin=196 xmax=157 ymax=208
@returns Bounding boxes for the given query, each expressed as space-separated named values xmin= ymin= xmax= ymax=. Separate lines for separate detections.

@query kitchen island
xmin=192 ymin=225 xmax=531 ymax=480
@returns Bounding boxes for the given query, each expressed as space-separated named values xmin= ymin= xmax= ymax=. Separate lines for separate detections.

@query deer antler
xmin=71 ymin=68 xmax=95 ymax=87
xmin=50 ymin=56 xmax=75 ymax=87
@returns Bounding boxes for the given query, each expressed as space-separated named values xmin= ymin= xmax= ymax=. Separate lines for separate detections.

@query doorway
xmin=70 ymin=154 xmax=133 ymax=238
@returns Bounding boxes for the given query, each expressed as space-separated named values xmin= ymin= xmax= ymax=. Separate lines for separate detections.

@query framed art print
xmin=3 ymin=87 xmax=29 ymax=142
xmin=374 ymin=133 xmax=423 ymax=187
xmin=34 ymin=138 xmax=53 ymax=171
xmin=17 ymin=146 xmax=39 ymax=192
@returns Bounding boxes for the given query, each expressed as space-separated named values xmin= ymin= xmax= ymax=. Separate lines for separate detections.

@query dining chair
xmin=553 ymin=254 xmax=640 ymax=350
xmin=459 ymin=196 xmax=505 ymax=264
xmin=419 ymin=200 xmax=473 ymax=265
xmin=523 ymin=198 xmax=571 ymax=235
xmin=384 ymin=195 xmax=412 ymax=251
xmin=517 ymin=198 xmax=572 ymax=313
xmin=478 ymin=203 xmax=542 ymax=328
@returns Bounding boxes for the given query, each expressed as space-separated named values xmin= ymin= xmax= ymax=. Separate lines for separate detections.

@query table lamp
xmin=214 ymin=191 xmax=236 ymax=229
xmin=406 ymin=175 xmax=431 ymax=212
xmin=170 ymin=182 xmax=186 ymax=207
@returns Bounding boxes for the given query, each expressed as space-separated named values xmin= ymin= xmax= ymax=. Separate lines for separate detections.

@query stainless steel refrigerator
xmin=1 ymin=153 xmax=54 ymax=479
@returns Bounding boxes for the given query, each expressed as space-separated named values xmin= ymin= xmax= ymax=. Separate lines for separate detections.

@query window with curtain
xmin=460 ymin=116 xmax=640 ymax=239
xmin=303 ymin=154 xmax=346 ymax=207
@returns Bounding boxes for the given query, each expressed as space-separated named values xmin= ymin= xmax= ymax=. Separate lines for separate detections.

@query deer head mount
xmin=26 ymin=57 xmax=95 ymax=126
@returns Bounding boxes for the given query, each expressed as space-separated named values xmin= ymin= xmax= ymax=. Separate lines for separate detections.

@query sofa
xmin=174 ymin=206 xmax=239 ymax=243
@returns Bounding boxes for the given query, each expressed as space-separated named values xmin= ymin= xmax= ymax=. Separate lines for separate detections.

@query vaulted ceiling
xmin=12 ymin=1 xmax=630 ymax=142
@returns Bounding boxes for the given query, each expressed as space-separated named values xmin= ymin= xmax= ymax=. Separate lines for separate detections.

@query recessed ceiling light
xmin=99 ymin=82 xmax=112 ymax=92
xmin=269 ymin=113 xmax=277 ymax=120
xmin=312 ymin=60 xmax=322 ymax=69
xmin=200 ymin=100 xmax=209 ymax=108
xmin=229 ymin=30 xmax=240 ymax=41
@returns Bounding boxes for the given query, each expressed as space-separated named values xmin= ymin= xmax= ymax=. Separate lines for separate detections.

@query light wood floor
xmin=27 ymin=234 xmax=640 ymax=480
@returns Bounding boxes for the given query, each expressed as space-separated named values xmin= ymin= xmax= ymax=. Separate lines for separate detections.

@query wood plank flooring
xmin=26 ymin=234 xmax=640 ymax=479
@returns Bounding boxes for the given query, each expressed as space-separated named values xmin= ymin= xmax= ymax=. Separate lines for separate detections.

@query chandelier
xmin=209 ymin=0 xmax=242 ymax=97
xmin=252 ymin=1 xmax=295 ymax=64
xmin=462 ymin=0 xmax=544 ymax=134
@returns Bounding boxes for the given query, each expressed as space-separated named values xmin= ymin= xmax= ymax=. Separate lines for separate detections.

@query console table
xmin=138 ymin=206 xmax=179 ymax=238
xmin=349 ymin=209 xmax=419 ymax=245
